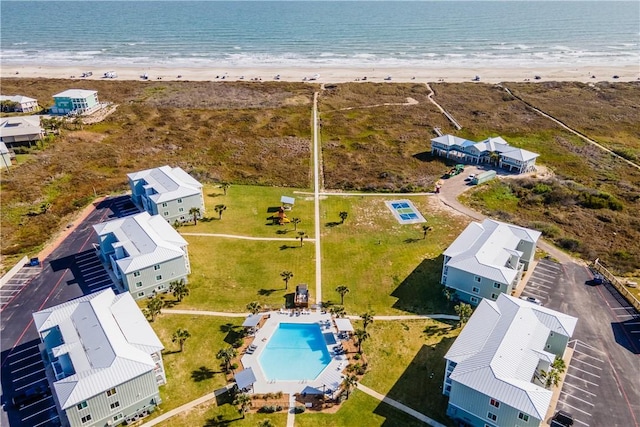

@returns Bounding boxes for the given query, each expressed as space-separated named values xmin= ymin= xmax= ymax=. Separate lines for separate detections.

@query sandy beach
xmin=2 ymin=64 xmax=638 ymax=84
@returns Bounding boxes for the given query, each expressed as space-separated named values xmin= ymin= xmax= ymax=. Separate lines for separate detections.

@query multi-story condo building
xmin=33 ymin=289 xmax=166 ymax=427
xmin=51 ymin=89 xmax=100 ymax=115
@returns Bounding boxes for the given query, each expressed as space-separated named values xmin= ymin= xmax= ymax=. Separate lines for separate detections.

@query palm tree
xmin=489 ymin=150 xmax=501 ymax=167
xmin=170 ymin=279 xmax=189 ymax=302
xmin=172 ymin=328 xmax=191 ymax=352
xmin=329 ymin=305 xmax=346 ymax=318
xmin=215 ymin=204 xmax=227 ymax=219
xmin=339 ymin=211 xmax=348 ymax=224
xmin=297 ymin=231 xmax=306 ymax=247
xmin=354 ymin=328 xmax=370 ymax=354
xmin=422 ymin=225 xmax=433 ymax=240
xmin=454 ymin=302 xmax=473 ymax=327
xmin=188 ymin=207 xmax=201 ymax=225
xmin=335 ymin=285 xmax=350 ymax=305
xmin=280 ymin=271 xmax=293 ymax=290
xmin=360 ymin=311 xmax=374 ymax=331
xmin=145 ymin=295 xmax=163 ymax=322
xmin=216 ymin=347 xmax=238 ymax=373
xmin=540 ymin=368 xmax=561 ymax=389
xmin=292 ymin=217 xmax=301 ymax=231
xmin=552 ymin=356 xmax=566 ymax=374
xmin=233 ymin=393 xmax=252 ymax=419
xmin=221 ymin=182 xmax=230 ymax=195
xmin=341 ymin=374 xmax=358 ymax=399
xmin=246 ymin=301 xmax=262 ymax=315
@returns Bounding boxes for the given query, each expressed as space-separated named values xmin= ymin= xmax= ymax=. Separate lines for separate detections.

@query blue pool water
xmin=259 ymin=323 xmax=331 ymax=381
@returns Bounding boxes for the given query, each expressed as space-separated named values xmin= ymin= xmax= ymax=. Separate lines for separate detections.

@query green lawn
xmin=179 ymin=184 xmax=315 ymax=238
xmin=154 ymin=399 xmax=288 ymax=427
xmin=182 ymin=235 xmax=316 ymax=311
xmin=149 ymin=315 xmax=244 ymax=418
xmin=320 ymin=195 xmax=469 ymax=314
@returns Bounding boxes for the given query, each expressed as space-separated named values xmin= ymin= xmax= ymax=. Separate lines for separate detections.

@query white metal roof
xmin=235 ymin=368 xmax=257 ymax=390
xmin=445 ymin=294 xmax=577 ymax=419
xmin=334 ymin=318 xmax=354 ymax=332
xmin=0 ymin=94 xmax=37 ymax=103
xmin=499 ymin=146 xmax=540 ymax=162
xmin=281 ymin=196 xmax=295 ymax=205
xmin=32 ymin=289 xmax=164 ymax=409
xmin=93 ymin=212 xmax=188 ymax=273
xmin=431 ymin=134 xmax=470 ymax=147
xmin=0 ymin=116 xmax=43 ymax=138
xmin=443 ymin=219 xmax=541 ymax=284
xmin=0 ymin=141 xmax=8 ymax=154
xmin=127 ymin=165 xmax=202 ymax=203
xmin=53 ymin=89 xmax=97 ymax=99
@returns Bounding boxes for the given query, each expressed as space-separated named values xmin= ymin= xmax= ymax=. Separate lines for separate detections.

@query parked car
xmin=587 ymin=273 xmax=604 ymax=285
xmin=12 ymin=384 xmax=50 ymax=408
xmin=550 ymin=410 xmax=574 ymax=427
xmin=465 ymin=174 xmax=476 ymax=181
xmin=520 ymin=296 xmax=543 ymax=305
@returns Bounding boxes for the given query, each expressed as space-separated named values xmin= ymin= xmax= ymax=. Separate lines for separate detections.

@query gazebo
xmin=334 ymin=318 xmax=354 ymax=339
xmin=242 ymin=314 xmax=263 ymax=335
xmin=280 ymin=195 xmax=295 ymax=210
xmin=235 ymin=367 xmax=257 ymax=393
xmin=294 ymin=284 xmax=309 ymax=308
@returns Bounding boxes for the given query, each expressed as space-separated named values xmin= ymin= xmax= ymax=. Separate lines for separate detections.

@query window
xmin=518 ymin=412 xmax=529 ymax=422
xmin=178 ymin=207 xmax=184 ymax=212
xmin=113 ymin=414 xmax=123 ymax=422
xmin=81 ymin=414 xmax=92 ymax=424
xmin=133 ymin=271 xmax=141 ymax=277
xmin=106 ymin=388 xmax=117 ymax=397
xmin=164 ymin=212 xmax=169 ymax=216
xmin=77 ymin=401 xmax=87 ymax=410
xmin=491 ymin=293 xmax=498 ymax=299
xmin=490 ymin=398 xmax=500 ymax=408
xmin=110 ymin=401 xmax=120 ymax=410
xmin=177 ymin=198 xmax=183 ymax=203
xmin=137 ymin=291 xmax=145 ymax=297
xmin=474 ymin=276 xmax=482 ymax=283
xmin=442 ymin=276 xmax=447 ymax=284
xmin=470 ymin=296 xmax=479 ymax=304
xmin=487 ymin=412 xmax=497 ymax=421
xmin=162 ymin=202 xmax=167 ymax=207
xmin=493 ymin=282 xmax=501 ymax=289
xmin=154 ymin=265 xmax=161 ymax=271
xmin=472 ymin=286 xmax=480 ymax=294
xmin=444 ymin=266 xmax=449 ymax=274
xmin=156 ymin=275 xmax=162 ymax=281
xmin=135 ymin=282 xmax=143 ymax=288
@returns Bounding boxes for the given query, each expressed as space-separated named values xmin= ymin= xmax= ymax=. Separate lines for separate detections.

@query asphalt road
xmin=0 ymin=196 xmax=124 ymax=427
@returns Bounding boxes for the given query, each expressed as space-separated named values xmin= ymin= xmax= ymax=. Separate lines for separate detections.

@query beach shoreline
xmin=2 ymin=64 xmax=638 ymax=84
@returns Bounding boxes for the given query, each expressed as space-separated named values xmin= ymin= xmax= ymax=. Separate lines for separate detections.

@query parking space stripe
xmin=33 ymin=415 xmax=59 ymax=427
xmin=559 ymin=401 xmax=592 ymax=416
xmin=571 ymin=358 xmax=603 ymax=370
xmin=569 ymin=365 xmax=601 ymax=378
xmin=574 ymin=341 xmax=605 ymax=355
xmin=560 ymin=391 xmax=595 ymax=406
xmin=9 ymin=353 xmax=41 ymax=365
xmin=572 ymin=418 xmax=589 ymax=426
xmin=22 ymin=405 xmax=57 ymax=421
xmin=563 ymin=382 xmax=597 ymax=396
xmin=566 ymin=373 xmax=599 ymax=387
xmin=14 ymin=375 xmax=46 ymax=390
xmin=13 ymin=360 xmax=44 ymax=372
xmin=21 ymin=397 xmax=52 ymax=411
xmin=6 ymin=345 xmax=40 ymax=358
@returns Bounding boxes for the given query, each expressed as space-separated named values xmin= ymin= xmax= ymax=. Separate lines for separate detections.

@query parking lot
xmin=556 ymin=340 xmax=605 ymax=427
xmin=0 ymin=266 xmax=41 ymax=311
xmin=3 ymin=341 xmax=59 ymax=426
xmin=520 ymin=258 xmax=561 ymax=306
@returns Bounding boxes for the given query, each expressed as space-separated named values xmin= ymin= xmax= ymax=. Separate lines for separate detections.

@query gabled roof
xmin=430 ymin=134 xmax=470 ymax=147
xmin=0 ymin=141 xmax=8 ymax=154
xmin=445 ymin=294 xmax=577 ymax=419
xmin=127 ymin=165 xmax=202 ymax=203
xmin=93 ymin=212 xmax=187 ymax=273
xmin=443 ymin=219 xmax=541 ymax=284
xmin=53 ymin=89 xmax=97 ymax=99
xmin=499 ymin=146 xmax=540 ymax=162
xmin=32 ymin=289 xmax=163 ymax=409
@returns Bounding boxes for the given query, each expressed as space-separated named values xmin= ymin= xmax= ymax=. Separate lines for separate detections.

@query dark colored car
xmin=12 ymin=384 xmax=50 ymax=408
xmin=550 ymin=410 xmax=574 ymax=427
xmin=587 ymin=273 xmax=604 ymax=286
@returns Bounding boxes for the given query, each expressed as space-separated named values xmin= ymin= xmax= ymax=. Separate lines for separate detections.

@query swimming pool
xmin=258 ymin=323 xmax=331 ymax=381
xmin=385 ymin=199 xmax=426 ymax=224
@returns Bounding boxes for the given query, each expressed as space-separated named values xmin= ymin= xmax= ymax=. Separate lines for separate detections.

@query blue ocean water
xmin=1 ymin=1 xmax=638 ymax=68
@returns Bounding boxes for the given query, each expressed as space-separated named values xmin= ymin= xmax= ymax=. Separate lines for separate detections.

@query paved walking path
xmin=357 ymin=383 xmax=447 ymax=427
xmin=286 ymin=393 xmax=296 ymax=427
xmin=140 ymin=391 xmax=217 ymax=427
xmin=162 ymin=309 xmax=249 ymax=317
xmin=312 ymin=91 xmax=323 ymax=307
xmin=346 ymin=314 xmax=459 ymax=321
xmin=180 ymin=232 xmax=315 ymax=242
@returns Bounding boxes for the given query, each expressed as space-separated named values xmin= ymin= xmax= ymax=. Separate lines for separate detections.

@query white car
xmin=465 ymin=174 xmax=476 ymax=181
xmin=520 ymin=296 xmax=543 ymax=305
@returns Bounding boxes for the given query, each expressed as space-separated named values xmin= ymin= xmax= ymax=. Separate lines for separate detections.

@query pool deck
xmin=241 ymin=310 xmax=348 ymax=396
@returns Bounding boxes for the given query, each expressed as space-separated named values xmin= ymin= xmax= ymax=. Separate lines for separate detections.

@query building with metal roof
xmin=128 ymin=165 xmax=204 ymax=223
xmin=51 ymin=89 xmax=100 ymax=116
xmin=430 ymin=134 xmax=539 ymax=173
xmin=93 ymin=212 xmax=190 ymax=300
xmin=443 ymin=294 xmax=577 ymax=427
xmin=33 ymin=288 xmax=165 ymax=427
xmin=442 ymin=219 xmax=541 ymax=305
xmin=0 ymin=116 xmax=44 ymax=147
xmin=0 ymin=141 xmax=11 ymax=169
xmin=0 ymin=94 xmax=38 ymax=112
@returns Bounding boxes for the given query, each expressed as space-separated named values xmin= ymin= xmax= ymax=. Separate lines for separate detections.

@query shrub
xmin=276 ymin=405 xmax=283 ymax=412
xmin=558 ymin=238 xmax=581 ymax=252
xmin=293 ymin=405 xmax=305 ymax=414
xmin=353 ymin=353 xmax=361 ymax=360
xmin=260 ymin=405 xmax=277 ymax=413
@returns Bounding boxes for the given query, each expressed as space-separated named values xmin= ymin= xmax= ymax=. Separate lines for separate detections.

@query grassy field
xmin=320 ymin=195 xmax=469 ymax=314
xmin=182 ymin=184 xmax=315 ymax=238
